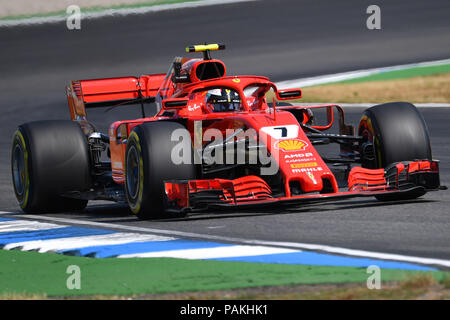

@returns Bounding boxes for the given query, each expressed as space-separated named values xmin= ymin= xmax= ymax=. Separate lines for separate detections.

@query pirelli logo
xmin=290 ymin=162 xmax=318 ymax=169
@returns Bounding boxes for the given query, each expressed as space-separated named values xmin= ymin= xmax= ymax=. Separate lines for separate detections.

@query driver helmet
xmin=206 ymin=88 xmax=241 ymax=112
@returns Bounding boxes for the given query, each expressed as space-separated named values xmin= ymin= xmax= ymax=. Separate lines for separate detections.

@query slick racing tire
xmin=124 ymin=122 xmax=195 ymax=220
xmin=358 ymin=102 xmax=432 ymax=201
xmin=11 ymin=120 xmax=91 ymax=213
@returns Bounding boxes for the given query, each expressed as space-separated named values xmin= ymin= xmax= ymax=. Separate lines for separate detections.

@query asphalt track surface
xmin=0 ymin=0 xmax=449 ymax=260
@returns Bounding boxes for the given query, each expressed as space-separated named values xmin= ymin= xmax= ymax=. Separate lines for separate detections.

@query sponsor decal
xmin=232 ymin=78 xmax=241 ymax=83
xmin=290 ymin=162 xmax=318 ymax=169
xmin=284 ymin=152 xmax=313 ymax=159
xmin=292 ymin=167 xmax=323 ymax=173
xmin=276 ymin=139 xmax=308 ymax=152
xmin=261 ymin=125 xmax=299 ymax=139
xmin=306 ymin=172 xmax=318 ymax=185
xmin=188 ymin=104 xmax=201 ymax=112
xmin=286 ymin=158 xmax=316 ymax=163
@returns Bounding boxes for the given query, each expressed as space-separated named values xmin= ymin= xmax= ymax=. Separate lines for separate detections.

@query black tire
xmin=11 ymin=120 xmax=91 ymax=213
xmin=358 ymin=102 xmax=432 ymax=200
xmin=124 ymin=122 xmax=195 ymax=219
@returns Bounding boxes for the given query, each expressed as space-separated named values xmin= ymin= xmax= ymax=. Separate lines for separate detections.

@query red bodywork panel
xmin=78 ymin=75 xmax=165 ymax=104
xmin=348 ymin=167 xmax=386 ymax=192
xmin=66 ymin=74 xmax=165 ymax=120
xmin=165 ymin=175 xmax=272 ymax=209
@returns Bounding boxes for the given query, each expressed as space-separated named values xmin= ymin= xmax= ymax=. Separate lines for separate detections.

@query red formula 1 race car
xmin=11 ymin=44 xmax=444 ymax=219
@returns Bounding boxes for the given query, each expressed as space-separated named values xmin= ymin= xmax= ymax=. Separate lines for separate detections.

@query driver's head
xmin=206 ymin=88 xmax=241 ymax=112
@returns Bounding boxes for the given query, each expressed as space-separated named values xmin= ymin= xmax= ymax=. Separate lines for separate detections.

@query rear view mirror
xmin=163 ymin=98 xmax=188 ymax=109
xmin=277 ymin=105 xmax=335 ymax=130
xmin=308 ymin=106 xmax=334 ymax=130
xmin=276 ymin=88 xmax=302 ymax=100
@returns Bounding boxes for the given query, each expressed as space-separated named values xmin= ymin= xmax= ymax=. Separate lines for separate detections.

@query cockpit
xmin=204 ymin=88 xmax=242 ymax=112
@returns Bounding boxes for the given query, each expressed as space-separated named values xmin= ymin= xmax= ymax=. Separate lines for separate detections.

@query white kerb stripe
xmin=4 ymin=232 xmax=175 ymax=253
xmin=118 ymin=245 xmax=298 ymax=259
xmin=0 ymin=220 xmax=64 ymax=233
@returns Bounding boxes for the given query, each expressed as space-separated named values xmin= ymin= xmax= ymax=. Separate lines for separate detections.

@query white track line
xmin=4 ymin=232 xmax=175 ymax=253
xmin=0 ymin=0 xmax=258 ymax=27
xmin=2 ymin=212 xmax=450 ymax=268
xmin=0 ymin=220 xmax=64 ymax=233
xmin=119 ymin=245 xmax=298 ymax=259
xmin=276 ymin=58 xmax=450 ymax=89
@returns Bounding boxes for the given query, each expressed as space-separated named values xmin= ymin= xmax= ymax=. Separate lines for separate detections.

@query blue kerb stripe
xmin=213 ymin=251 xmax=436 ymax=271
xmin=0 ymin=217 xmax=16 ymax=222
xmin=60 ymin=239 xmax=233 ymax=258
xmin=0 ymin=226 xmax=116 ymax=246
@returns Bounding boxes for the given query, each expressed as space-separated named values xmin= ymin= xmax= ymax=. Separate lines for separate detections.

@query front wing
xmin=163 ymin=160 xmax=444 ymax=213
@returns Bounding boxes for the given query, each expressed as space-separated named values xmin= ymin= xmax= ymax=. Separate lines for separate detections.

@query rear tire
xmin=11 ymin=120 xmax=91 ymax=213
xmin=124 ymin=122 xmax=195 ymax=219
xmin=358 ymin=102 xmax=432 ymax=201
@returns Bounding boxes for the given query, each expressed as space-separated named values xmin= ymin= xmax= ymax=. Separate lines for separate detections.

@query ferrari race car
xmin=11 ymin=44 xmax=444 ymax=219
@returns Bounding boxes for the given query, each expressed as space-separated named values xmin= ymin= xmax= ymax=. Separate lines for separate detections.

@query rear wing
xmin=66 ymin=74 xmax=165 ymax=120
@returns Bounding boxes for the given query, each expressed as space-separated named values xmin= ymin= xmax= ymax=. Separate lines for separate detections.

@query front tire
xmin=11 ymin=120 xmax=91 ymax=213
xmin=124 ymin=122 xmax=195 ymax=219
xmin=358 ymin=102 xmax=432 ymax=201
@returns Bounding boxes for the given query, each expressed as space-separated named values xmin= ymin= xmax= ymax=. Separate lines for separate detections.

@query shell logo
xmin=276 ymin=139 xmax=308 ymax=152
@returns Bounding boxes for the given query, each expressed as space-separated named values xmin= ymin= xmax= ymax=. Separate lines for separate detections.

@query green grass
xmin=0 ymin=249 xmax=448 ymax=297
xmin=331 ymin=63 xmax=450 ymax=85
xmin=0 ymin=0 xmax=202 ymax=21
